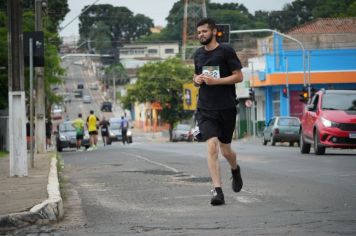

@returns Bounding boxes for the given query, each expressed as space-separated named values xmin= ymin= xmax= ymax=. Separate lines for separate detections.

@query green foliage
xmin=105 ymin=63 xmax=129 ymax=85
xmin=0 ymin=2 xmax=68 ymax=111
xmin=0 ymin=150 xmax=8 ymax=158
xmin=121 ymin=58 xmax=194 ymax=132
xmin=78 ymin=4 xmax=154 ymax=50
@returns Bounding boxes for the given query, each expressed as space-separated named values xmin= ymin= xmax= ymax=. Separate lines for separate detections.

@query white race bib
xmin=202 ymin=66 xmax=220 ymax=79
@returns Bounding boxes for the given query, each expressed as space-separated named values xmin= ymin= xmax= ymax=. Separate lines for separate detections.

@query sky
xmin=59 ymin=0 xmax=294 ymax=37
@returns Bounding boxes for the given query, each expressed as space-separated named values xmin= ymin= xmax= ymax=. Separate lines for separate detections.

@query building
xmin=245 ymin=17 xmax=356 ymax=134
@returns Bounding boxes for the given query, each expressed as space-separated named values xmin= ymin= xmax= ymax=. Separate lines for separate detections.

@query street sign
xmin=245 ymin=99 xmax=253 ymax=108
xmin=23 ymin=31 xmax=44 ymax=67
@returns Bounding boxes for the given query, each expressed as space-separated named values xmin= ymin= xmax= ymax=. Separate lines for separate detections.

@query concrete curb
xmin=0 ymin=155 xmax=63 ymax=232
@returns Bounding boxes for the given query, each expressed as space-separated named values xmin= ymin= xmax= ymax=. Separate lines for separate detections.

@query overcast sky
xmin=60 ymin=0 xmax=294 ymax=37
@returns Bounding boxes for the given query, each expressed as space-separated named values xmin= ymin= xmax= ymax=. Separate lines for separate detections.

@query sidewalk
xmin=0 ymin=152 xmax=63 ymax=232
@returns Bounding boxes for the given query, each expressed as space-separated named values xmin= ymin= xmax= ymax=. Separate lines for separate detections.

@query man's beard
xmin=200 ymin=34 xmax=213 ymax=45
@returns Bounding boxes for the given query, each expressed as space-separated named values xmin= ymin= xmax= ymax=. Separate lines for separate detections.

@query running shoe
xmin=231 ymin=164 xmax=243 ymax=192
xmin=210 ymin=189 xmax=225 ymax=206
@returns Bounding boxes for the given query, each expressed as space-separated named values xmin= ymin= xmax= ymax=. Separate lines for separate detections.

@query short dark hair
xmin=78 ymin=113 xmax=82 ymax=118
xmin=90 ymin=110 xmax=94 ymax=114
xmin=196 ymin=18 xmax=216 ymax=30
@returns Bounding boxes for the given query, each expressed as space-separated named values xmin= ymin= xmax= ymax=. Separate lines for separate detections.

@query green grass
xmin=0 ymin=151 xmax=8 ymax=158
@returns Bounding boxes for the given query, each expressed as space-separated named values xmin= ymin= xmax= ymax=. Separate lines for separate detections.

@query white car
xmin=83 ymin=95 xmax=91 ymax=104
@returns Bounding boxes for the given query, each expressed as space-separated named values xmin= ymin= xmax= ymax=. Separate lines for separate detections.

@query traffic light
xmin=282 ymin=87 xmax=288 ymax=98
xmin=249 ymin=88 xmax=255 ymax=101
xmin=299 ymin=87 xmax=309 ymax=103
xmin=216 ymin=24 xmax=230 ymax=43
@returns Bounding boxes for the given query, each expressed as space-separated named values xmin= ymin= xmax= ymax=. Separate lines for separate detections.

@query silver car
xmin=172 ymin=124 xmax=193 ymax=142
xmin=263 ymin=116 xmax=300 ymax=146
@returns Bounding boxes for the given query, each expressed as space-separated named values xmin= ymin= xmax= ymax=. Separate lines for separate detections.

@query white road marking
xmin=233 ymin=196 xmax=261 ymax=203
xmin=126 ymin=153 xmax=180 ymax=173
xmin=162 ymin=194 xmax=210 ymax=200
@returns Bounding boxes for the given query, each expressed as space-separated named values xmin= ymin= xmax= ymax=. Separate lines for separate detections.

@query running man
xmin=99 ymin=116 xmax=110 ymax=146
xmin=193 ymin=18 xmax=243 ymax=206
xmin=72 ymin=113 xmax=85 ymax=151
xmin=86 ymin=110 xmax=100 ymax=150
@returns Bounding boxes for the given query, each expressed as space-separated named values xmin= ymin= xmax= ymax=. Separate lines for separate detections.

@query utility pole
xmin=8 ymin=0 xmax=28 ymax=176
xmin=35 ymin=0 xmax=47 ymax=154
xmin=181 ymin=0 xmax=207 ymax=60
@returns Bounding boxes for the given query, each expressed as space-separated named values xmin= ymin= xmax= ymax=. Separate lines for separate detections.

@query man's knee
xmin=207 ymin=138 xmax=219 ymax=157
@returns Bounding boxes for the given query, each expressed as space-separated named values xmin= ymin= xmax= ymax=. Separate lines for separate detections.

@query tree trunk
xmin=169 ymin=122 xmax=173 ymax=142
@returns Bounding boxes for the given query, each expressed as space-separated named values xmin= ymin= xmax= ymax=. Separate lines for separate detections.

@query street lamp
xmin=230 ymin=29 xmax=310 ymax=97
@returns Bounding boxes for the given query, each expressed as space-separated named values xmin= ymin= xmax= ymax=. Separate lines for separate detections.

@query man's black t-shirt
xmin=194 ymin=44 xmax=242 ymax=110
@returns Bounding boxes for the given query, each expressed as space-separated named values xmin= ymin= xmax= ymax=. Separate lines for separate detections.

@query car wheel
xmin=314 ymin=129 xmax=326 ymax=155
xmin=263 ymin=137 xmax=267 ymax=145
xmin=271 ymin=135 xmax=276 ymax=146
xmin=300 ymin=132 xmax=311 ymax=154
xmin=289 ymin=142 xmax=294 ymax=147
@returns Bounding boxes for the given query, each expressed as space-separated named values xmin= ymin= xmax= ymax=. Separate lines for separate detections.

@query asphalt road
xmin=46 ymin=139 xmax=356 ymax=236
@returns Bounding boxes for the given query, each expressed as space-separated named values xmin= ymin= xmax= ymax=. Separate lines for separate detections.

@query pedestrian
xmin=86 ymin=110 xmax=100 ymax=150
xmin=45 ymin=118 xmax=53 ymax=149
xmin=99 ymin=116 xmax=110 ymax=146
xmin=120 ymin=116 xmax=129 ymax=145
xmin=72 ymin=113 xmax=85 ymax=151
xmin=193 ymin=18 xmax=244 ymax=206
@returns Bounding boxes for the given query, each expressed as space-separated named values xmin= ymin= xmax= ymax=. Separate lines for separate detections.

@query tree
xmin=78 ymin=4 xmax=154 ymax=48
xmin=121 ymin=58 xmax=194 ymax=141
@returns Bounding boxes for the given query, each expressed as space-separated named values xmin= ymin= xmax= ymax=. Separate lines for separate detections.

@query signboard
xmin=183 ymin=82 xmax=199 ymax=111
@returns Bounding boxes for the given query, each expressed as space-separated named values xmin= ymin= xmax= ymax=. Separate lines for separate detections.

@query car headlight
xmin=59 ymin=134 xmax=67 ymax=141
xmin=110 ymin=131 xmax=114 ymax=136
xmin=321 ymin=117 xmax=338 ymax=128
xmin=127 ymin=130 xmax=132 ymax=136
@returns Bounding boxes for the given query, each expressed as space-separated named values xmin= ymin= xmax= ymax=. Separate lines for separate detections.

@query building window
xmin=165 ymin=48 xmax=174 ymax=54
xmin=148 ymin=49 xmax=158 ymax=54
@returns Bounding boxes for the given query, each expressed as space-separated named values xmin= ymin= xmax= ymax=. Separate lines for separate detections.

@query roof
xmin=287 ymin=17 xmax=356 ymax=34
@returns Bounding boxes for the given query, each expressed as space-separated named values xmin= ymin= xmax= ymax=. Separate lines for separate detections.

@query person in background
xmin=72 ymin=113 xmax=85 ymax=151
xmin=87 ymin=110 xmax=100 ymax=150
xmin=120 ymin=116 xmax=129 ymax=145
xmin=45 ymin=118 xmax=53 ymax=149
xmin=99 ymin=116 xmax=110 ymax=146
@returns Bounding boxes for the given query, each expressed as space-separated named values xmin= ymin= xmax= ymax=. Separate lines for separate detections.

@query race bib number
xmin=202 ymin=66 xmax=220 ymax=79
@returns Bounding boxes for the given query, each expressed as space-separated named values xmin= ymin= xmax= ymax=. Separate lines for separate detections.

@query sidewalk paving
xmin=0 ymin=152 xmax=63 ymax=232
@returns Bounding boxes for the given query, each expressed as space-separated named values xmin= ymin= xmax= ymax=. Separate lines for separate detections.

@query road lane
xmin=51 ymin=141 xmax=356 ymax=235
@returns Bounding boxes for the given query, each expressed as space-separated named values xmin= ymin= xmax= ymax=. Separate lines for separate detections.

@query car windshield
xmin=277 ymin=118 xmax=300 ymax=126
xmin=110 ymin=122 xmax=121 ymax=129
xmin=176 ymin=124 xmax=191 ymax=130
xmin=59 ymin=122 xmax=75 ymax=132
xmin=322 ymin=93 xmax=356 ymax=111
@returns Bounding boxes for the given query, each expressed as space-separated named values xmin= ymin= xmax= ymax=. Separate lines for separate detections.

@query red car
xmin=300 ymin=89 xmax=356 ymax=155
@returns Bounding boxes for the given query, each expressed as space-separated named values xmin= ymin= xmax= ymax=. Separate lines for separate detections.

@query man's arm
xmin=193 ymin=73 xmax=204 ymax=87
xmin=202 ymin=70 xmax=243 ymax=86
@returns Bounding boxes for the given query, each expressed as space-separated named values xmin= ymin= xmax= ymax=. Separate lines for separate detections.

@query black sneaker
xmin=210 ymin=189 xmax=225 ymax=206
xmin=231 ymin=164 xmax=243 ymax=192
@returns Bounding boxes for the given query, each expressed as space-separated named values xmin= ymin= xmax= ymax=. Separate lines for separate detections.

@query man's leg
xmin=219 ymin=143 xmax=236 ymax=169
xmin=207 ymin=137 xmax=225 ymax=205
xmin=220 ymin=142 xmax=243 ymax=192
xmin=207 ymin=137 xmax=221 ymax=187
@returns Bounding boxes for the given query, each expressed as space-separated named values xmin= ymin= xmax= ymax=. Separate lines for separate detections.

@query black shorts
xmin=89 ymin=130 xmax=98 ymax=135
xmin=101 ymin=131 xmax=108 ymax=137
xmin=196 ymin=108 xmax=237 ymax=144
xmin=76 ymin=134 xmax=83 ymax=140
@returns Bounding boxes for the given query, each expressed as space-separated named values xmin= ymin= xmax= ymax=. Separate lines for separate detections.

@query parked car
xmin=77 ymin=83 xmax=84 ymax=89
xmin=90 ymin=82 xmax=98 ymax=90
xmin=51 ymin=104 xmax=64 ymax=120
xmin=172 ymin=124 xmax=193 ymax=142
xmin=300 ymin=89 xmax=356 ymax=155
xmin=74 ymin=90 xmax=83 ymax=98
xmin=263 ymin=116 xmax=300 ymax=146
xmin=56 ymin=121 xmax=90 ymax=152
xmin=101 ymin=101 xmax=112 ymax=112
xmin=108 ymin=117 xmax=133 ymax=143
xmin=83 ymin=95 xmax=91 ymax=104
